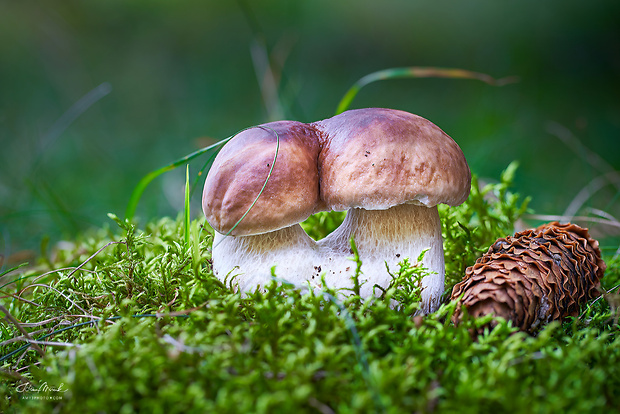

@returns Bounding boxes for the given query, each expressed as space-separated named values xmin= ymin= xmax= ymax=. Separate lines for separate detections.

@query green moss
xmin=1 ymin=165 xmax=618 ymax=413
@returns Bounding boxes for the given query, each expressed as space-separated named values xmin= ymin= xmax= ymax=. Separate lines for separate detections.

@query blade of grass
xmin=125 ymin=136 xmax=233 ymax=221
xmin=563 ymin=171 xmax=620 ymax=219
xmin=251 ymin=37 xmax=285 ymax=121
xmin=0 ymin=366 xmax=34 ymax=385
xmin=32 ymin=82 xmax=112 ymax=175
xmin=214 ymin=126 xmax=281 ymax=245
xmin=0 ymin=320 xmax=99 ymax=364
xmin=547 ymin=122 xmax=619 ymax=186
xmin=0 ymin=262 xmax=29 ymax=281
xmin=184 ymin=164 xmax=191 ymax=248
xmin=524 ymin=214 xmax=620 ymax=230
xmin=189 ymin=149 xmax=219 ymax=198
xmin=125 ymin=123 xmax=277 ymax=221
xmin=239 ymin=0 xmax=293 ymax=121
xmin=0 ymin=267 xmax=91 ymax=292
xmin=336 ymin=66 xmax=518 ymax=114
xmin=322 ymin=290 xmax=383 ymax=414
xmin=26 ymin=340 xmax=80 ymax=348
xmin=25 ymin=178 xmax=81 ymax=234
xmin=0 ymin=305 xmax=46 ymax=358
xmin=127 ymin=125 xmax=280 ymax=246
xmin=16 ymin=284 xmax=93 ymax=322
xmin=0 ymin=313 xmax=192 ymax=364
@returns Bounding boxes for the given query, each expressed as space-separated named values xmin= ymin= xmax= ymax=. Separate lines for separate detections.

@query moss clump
xmin=1 ymin=165 xmax=619 ymax=413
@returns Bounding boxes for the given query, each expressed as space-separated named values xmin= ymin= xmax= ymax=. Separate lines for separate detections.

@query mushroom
xmin=202 ymin=121 xmax=324 ymax=291
xmin=313 ymin=108 xmax=471 ymax=312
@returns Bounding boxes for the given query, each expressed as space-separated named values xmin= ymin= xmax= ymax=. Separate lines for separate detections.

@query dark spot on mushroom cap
xmin=315 ymin=108 xmax=471 ymax=211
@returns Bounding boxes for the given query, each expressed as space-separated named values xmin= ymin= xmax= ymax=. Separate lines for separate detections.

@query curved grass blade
xmin=214 ymin=126 xmax=280 ymax=246
xmin=184 ymin=164 xmax=191 ymax=248
xmin=0 ymin=262 xmax=29 ymax=282
xmin=189 ymin=149 xmax=219 ymax=199
xmin=0 ymin=264 xmax=33 ymax=292
xmin=32 ymin=82 xmax=112 ymax=174
xmin=0 ymin=305 xmax=46 ymax=357
xmin=126 ymin=124 xmax=280 ymax=246
xmin=336 ymin=66 xmax=519 ymax=115
xmin=0 ymin=313 xmax=191 ymax=364
xmin=324 ymin=291 xmax=384 ymax=414
xmin=125 ymin=137 xmax=233 ymax=221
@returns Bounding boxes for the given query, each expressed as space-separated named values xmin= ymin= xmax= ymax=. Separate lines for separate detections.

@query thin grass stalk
xmin=213 ymin=126 xmax=281 ymax=247
xmin=0 ymin=263 xmax=30 ymax=288
xmin=0 ymin=305 xmax=45 ymax=357
xmin=0 ymin=313 xmax=192 ymax=364
xmin=189 ymin=149 xmax=219 ymax=198
xmin=0 ymin=366 xmax=33 ymax=384
xmin=563 ymin=171 xmax=620 ymax=219
xmin=125 ymin=137 xmax=233 ymax=221
xmin=15 ymin=284 xmax=93 ymax=323
xmin=184 ymin=165 xmax=191 ymax=249
xmin=546 ymin=121 xmax=619 ymax=185
xmin=31 ymin=82 xmax=112 ymax=175
xmin=336 ymin=66 xmax=518 ymax=114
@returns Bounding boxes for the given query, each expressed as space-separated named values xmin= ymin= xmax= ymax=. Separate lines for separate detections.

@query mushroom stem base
xmin=317 ymin=204 xmax=445 ymax=313
xmin=212 ymin=224 xmax=319 ymax=292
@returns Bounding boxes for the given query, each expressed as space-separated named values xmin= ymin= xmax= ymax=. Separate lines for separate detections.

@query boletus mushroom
xmin=202 ymin=121 xmax=324 ymax=291
xmin=203 ymin=108 xmax=471 ymax=313
xmin=313 ymin=108 xmax=471 ymax=312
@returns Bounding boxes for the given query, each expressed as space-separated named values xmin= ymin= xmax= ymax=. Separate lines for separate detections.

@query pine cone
xmin=451 ymin=222 xmax=606 ymax=333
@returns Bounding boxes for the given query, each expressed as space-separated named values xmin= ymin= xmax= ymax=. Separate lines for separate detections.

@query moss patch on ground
xmin=1 ymin=165 xmax=619 ymax=413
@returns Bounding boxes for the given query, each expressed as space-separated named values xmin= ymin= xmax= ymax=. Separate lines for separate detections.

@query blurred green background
xmin=1 ymin=0 xmax=619 ymax=266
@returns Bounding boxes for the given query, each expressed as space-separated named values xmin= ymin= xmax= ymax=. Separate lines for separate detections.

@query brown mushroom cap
xmin=313 ymin=108 xmax=471 ymax=211
xmin=202 ymin=121 xmax=323 ymax=236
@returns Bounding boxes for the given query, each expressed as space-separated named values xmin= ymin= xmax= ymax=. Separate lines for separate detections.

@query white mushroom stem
xmin=211 ymin=224 xmax=320 ymax=292
xmin=317 ymin=203 xmax=445 ymax=313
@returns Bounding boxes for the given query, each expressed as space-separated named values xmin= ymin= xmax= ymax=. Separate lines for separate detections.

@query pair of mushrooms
xmin=202 ymin=108 xmax=471 ymax=313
